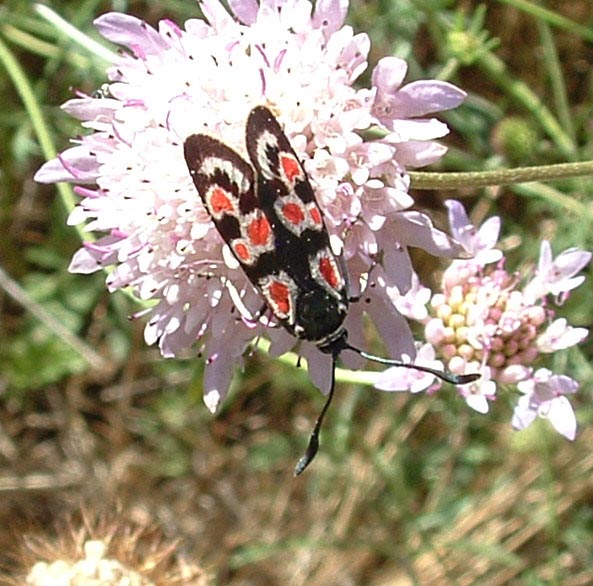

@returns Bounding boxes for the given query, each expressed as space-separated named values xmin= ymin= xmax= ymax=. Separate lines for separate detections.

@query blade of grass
xmin=498 ymin=0 xmax=593 ymax=44
xmin=0 ymin=265 xmax=110 ymax=371
xmin=0 ymin=34 xmax=79 ymax=220
xmin=537 ymin=20 xmax=575 ymax=145
xmin=34 ymin=4 xmax=117 ymax=64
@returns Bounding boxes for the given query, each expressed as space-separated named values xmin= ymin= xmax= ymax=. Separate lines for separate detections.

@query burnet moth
xmin=184 ymin=106 xmax=479 ymax=475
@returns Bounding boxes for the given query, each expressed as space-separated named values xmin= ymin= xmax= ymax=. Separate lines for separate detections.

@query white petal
xmin=385 ymin=119 xmax=450 ymax=142
xmin=396 ymin=80 xmax=466 ymax=117
xmin=68 ymin=248 xmax=103 ymax=274
xmin=203 ymin=389 xmax=221 ymax=414
xmin=371 ymin=56 xmax=407 ymax=93
xmin=512 ymin=395 xmax=537 ymax=431
xmin=227 ymin=0 xmax=259 ymax=24
xmin=547 ymin=396 xmax=577 ymax=440
xmin=465 ymin=394 xmax=490 ymax=414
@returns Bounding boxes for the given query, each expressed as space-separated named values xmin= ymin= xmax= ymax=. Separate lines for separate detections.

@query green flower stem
xmin=475 ymin=50 xmax=576 ymax=159
xmin=409 ymin=161 xmax=593 ymax=190
xmin=254 ymin=338 xmax=380 ymax=386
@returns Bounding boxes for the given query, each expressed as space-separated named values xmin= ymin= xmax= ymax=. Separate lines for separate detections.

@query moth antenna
xmin=344 ymin=343 xmax=480 ymax=386
xmin=294 ymin=354 xmax=338 ymax=476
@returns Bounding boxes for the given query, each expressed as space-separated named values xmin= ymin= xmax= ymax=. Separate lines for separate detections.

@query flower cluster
xmin=35 ymin=0 xmax=467 ymax=411
xmin=375 ymin=200 xmax=590 ymax=440
xmin=13 ymin=510 xmax=209 ymax=586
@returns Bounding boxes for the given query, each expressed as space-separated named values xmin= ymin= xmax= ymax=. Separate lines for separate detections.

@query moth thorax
xmin=294 ymin=289 xmax=347 ymax=345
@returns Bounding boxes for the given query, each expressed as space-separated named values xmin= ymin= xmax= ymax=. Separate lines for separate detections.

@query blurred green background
xmin=0 ymin=0 xmax=592 ymax=584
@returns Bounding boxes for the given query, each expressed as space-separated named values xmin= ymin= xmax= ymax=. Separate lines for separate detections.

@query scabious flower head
xmin=35 ymin=0 xmax=467 ymax=411
xmin=8 ymin=508 xmax=208 ymax=586
xmin=376 ymin=199 xmax=590 ymax=436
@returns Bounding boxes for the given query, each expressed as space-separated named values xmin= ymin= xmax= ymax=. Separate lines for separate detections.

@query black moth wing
xmin=245 ymin=106 xmax=349 ymax=347
xmin=184 ymin=133 xmax=278 ymax=288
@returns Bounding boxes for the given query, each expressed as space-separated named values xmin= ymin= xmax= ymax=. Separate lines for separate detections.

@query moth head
xmin=294 ymin=289 xmax=347 ymax=344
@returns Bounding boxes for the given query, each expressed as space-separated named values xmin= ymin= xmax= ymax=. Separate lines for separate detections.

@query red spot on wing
xmin=308 ymin=205 xmax=322 ymax=226
xmin=319 ymin=256 xmax=340 ymax=290
xmin=209 ymin=186 xmax=234 ymax=216
xmin=280 ymin=154 xmax=301 ymax=184
xmin=269 ymin=280 xmax=290 ymax=315
xmin=282 ymin=202 xmax=305 ymax=226
xmin=247 ymin=214 xmax=272 ymax=246
xmin=232 ymin=241 xmax=251 ymax=263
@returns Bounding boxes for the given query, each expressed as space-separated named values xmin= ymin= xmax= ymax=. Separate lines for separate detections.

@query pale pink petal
xmin=373 ymin=344 xmax=441 ymax=393
xmin=385 ymin=119 xmax=450 ymax=142
xmin=302 ymin=344 xmax=334 ymax=394
xmin=35 ymin=147 xmax=100 ymax=183
xmin=94 ymin=13 xmax=169 ymax=55
xmin=374 ymin=366 xmax=435 ymax=393
xmin=547 ymin=396 xmax=577 ymax=440
xmin=512 ymin=394 xmax=537 ymax=431
xmin=371 ymin=56 xmax=407 ymax=94
xmin=365 ymin=295 xmax=416 ymax=360
xmin=391 ymin=273 xmax=431 ymax=321
xmin=267 ymin=327 xmax=298 ymax=357
xmin=201 ymin=328 xmax=254 ymax=410
xmin=499 ymin=364 xmax=532 ymax=384
xmin=68 ymin=247 xmax=105 ymax=274
xmin=392 ymin=211 xmax=464 ymax=258
xmin=526 ymin=242 xmax=591 ymax=299
xmin=200 ymin=0 xmax=236 ymax=30
xmin=68 ymin=236 xmax=122 ymax=273
xmin=546 ymin=247 xmax=591 ymax=295
xmin=537 ymin=240 xmax=553 ymax=274
xmin=372 ymin=367 xmax=412 ymax=391
xmin=62 ymin=97 xmax=120 ymax=122
xmin=395 ymin=80 xmax=467 ymax=117
xmin=465 ymin=393 xmax=490 ymax=414
xmin=227 ymin=0 xmax=259 ymax=24
xmin=476 ymin=216 xmax=502 ymax=252
xmin=445 ymin=199 xmax=471 ymax=241
xmin=445 ymin=200 xmax=501 ymax=263
xmin=547 ymin=374 xmax=579 ymax=396
xmin=394 ymin=141 xmax=448 ymax=167
xmin=537 ymin=319 xmax=588 ymax=352
xmin=312 ymin=0 xmax=349 ymax=33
